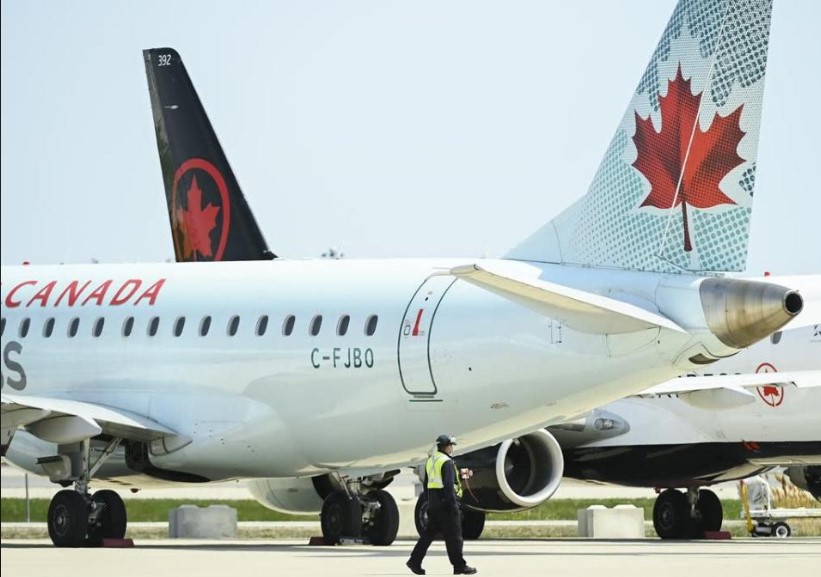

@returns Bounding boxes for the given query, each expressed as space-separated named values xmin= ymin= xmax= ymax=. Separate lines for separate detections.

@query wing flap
xmin=447 ymin=263 xmax=684 ymax=334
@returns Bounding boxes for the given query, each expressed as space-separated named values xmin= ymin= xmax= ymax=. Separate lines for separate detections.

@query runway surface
xmin=3 ymin=537 xmax=820 ymax=577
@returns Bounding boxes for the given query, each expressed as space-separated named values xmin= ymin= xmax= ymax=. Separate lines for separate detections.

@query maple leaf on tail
xmin=173 ymin=175 xmax=220 ymax=259
xmin=633 ymin=65 xmax=745 ymax=252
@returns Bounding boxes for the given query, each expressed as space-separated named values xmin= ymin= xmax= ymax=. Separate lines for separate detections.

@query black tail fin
xmin=144 ymin=47 xmax=275 ymax=262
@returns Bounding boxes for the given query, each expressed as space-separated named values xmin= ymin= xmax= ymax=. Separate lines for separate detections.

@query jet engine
xmin=785 ymin=466 xmax=821 ymax=502
xmin=454 ymin=429 xmax=564 ymax=512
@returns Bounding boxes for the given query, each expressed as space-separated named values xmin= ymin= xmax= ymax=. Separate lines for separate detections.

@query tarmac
xmin=2 ymin=537 xmax=820 ymax=577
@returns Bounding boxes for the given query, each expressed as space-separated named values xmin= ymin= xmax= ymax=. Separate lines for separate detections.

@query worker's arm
xmin=442 ymin=460 xmax=459 ymax=509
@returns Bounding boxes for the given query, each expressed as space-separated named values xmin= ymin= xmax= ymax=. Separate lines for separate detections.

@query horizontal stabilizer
xmin=1 ymin=393 xmax=177 ymax=443
xmin=447 ymin=263 xmax=685 ymax=334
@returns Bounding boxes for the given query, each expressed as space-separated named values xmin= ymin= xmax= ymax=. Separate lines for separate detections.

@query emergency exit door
xmin=398 ymin=275 xmax=456 ymax=395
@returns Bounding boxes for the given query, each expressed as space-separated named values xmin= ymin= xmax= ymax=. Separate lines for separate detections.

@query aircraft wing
xmin=634 ymin=370 xmax=821 ymax=409
xmin=1 ymin=393 xmax=178 ymax=445
xmin=640 ymin=370 xmax=821 ymax=395
xmin=447 ymin=263 xmax=685 ymax=334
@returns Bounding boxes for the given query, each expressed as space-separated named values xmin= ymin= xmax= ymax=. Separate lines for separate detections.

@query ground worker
xmin=406 ymin=434 xmax=477 ymax=575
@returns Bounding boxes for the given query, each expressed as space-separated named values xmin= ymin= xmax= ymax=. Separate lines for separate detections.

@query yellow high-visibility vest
xmin=425 ymin=451 xmax=463 ymax=498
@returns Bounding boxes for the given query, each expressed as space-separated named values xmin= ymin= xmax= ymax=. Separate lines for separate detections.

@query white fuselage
xmin=0 ymin=259 xmax=789 ymax=480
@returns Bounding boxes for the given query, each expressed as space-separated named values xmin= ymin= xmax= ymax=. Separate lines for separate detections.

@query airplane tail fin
xmin=507 ymin=0 xmax=773 ymax=273
xmin=143 ymin=48 xmax=275 ymax=262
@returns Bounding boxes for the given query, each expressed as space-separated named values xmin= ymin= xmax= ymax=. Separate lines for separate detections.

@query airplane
xmin=137 ymin=0 xmax=821 ymax=543
xmin=0 ymin=0 xmax=803 ymax=549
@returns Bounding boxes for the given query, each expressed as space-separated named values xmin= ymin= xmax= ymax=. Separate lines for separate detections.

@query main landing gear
xmin=40 ymin=437 xmax=128 ymax=547
xmin=413 ymin=492 xmax=487 ymax=540
xmin=319 ymin=475 xmax=400 ymax=546
xmin=653 ymin=487 xmax=722 ymax=539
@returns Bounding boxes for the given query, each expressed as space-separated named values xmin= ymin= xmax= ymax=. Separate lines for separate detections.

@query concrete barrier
xmin=577 ymin=504 xmax=645 ymax=538
xmin=169 ymin=505 xmax=238 ymax=539
xmin=397 ymin=501 xmax=418 ymax=539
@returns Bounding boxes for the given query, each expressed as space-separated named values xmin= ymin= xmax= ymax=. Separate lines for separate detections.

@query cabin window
xmin=337 ymin=315 xmax=350 ymax=336
xmin=770 ymin=331 xmax=782 ymax=345
xmin=18 ymin=318 xmax=30 ymax=338
xmin=148 ymin=316 xmax=160 ymax=337
xmin=122 ymin=317 xmax=134 ymax=337
xmin=310 ymin=315 xmax=323 ymax=336
xmin=68 ymin=317 xmax=80 ymax=338
xmin=228 ymin=315 xmax=240 ymax=336
xmin=256 ymin=315 xmax=269 ymax=336
xmin=199 ymin=316 xmax=211 ymax=336
xmin=173 ymin=317 xmax=186 ymax=337
xmin=92 ymin=317 xmax=105 ymax=338
xmin=282 ymin=315 xmax=295 ymax=336
xmin=0 ymin=317 xmax=5 ymax=337
xmin=43 ymin=317 xmax=55 ymax=338
xmin=365 ymin=315 xmax=378 ymax=336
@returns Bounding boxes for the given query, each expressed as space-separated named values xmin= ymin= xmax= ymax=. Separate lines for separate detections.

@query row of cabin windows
xmin=0 ymin=314 xmax=379 ymax=339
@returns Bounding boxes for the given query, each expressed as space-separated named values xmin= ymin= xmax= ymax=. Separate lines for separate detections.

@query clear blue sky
xmin=2 ymin=0 xmax=818 ymax=275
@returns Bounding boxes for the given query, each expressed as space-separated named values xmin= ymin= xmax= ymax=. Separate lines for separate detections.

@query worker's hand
xmin=460 ymin=468 xmax=473 ymax=480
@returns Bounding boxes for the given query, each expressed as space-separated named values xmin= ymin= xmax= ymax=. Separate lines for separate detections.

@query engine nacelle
xmin=785 ymin=466 xmax=821 ymax=502
xmin=246 ymin=476 xmax=332 ymax=515
xmin=453 ymin=429 xmax=564 ymax=512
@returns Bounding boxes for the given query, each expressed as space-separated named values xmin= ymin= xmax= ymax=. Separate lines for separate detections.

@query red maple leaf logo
xmin=760 ymin=385 xmax=780 ymax=398
xmin=174 ymin=175 xmax=220 ymax=259
xmin=633 ymin=66 xmax=745 ymax=252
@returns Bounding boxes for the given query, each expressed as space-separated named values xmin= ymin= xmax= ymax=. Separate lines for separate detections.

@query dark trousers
xmin=409 ymin=505 xmax=466 ymax=569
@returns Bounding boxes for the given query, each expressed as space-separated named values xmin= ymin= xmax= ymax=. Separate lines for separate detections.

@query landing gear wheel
xmin=772 ymin=521 xmax=791 ymax=538
xmin=86 ymin=489 xmax=127 ymax=545
xmin=695 ymin=489 xmax=723 ymax=534
xmin=365 ymin=489 xmax=399 ymax=546
xmin=461 ymin=508 xmax=486 ymax=540
xmin=321 ymin=490 xmax=362 ymax=544
xmin=653 ymin=489 xmax=689 ymax=539
xmin=414 ymin=492 xmax=429 ymax=537
xmin=48 ymin=490 xmax=90 ymax=548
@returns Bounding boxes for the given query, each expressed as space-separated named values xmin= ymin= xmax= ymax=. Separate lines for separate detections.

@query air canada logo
xmin=633 ymin=65 xmax=746 ymax=252
xmin=171 ymin=158 xmax=231 ymax=261
xmin=755 ymin=362 xmax=784 ymax=408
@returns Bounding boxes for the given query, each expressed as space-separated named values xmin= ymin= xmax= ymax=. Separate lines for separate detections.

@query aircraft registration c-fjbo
xmin=0 ymin=0 xmax=808 ymax=548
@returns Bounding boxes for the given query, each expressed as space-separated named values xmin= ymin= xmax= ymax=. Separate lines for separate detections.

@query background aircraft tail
xmin=144 ymin=48 xmax=275 ymax=262
xmin=507 ymin=0 xmax=773 ymax=273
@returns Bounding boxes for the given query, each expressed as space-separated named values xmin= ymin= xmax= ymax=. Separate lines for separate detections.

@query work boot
xmin=406 ymin=560 xmax=426 ymax=575
xmin=454 ymin=566 xmax=477 ymax=575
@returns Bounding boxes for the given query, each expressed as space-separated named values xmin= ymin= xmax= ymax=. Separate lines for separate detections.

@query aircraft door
xmin=398 ymin=275 xmax=457 ymax=396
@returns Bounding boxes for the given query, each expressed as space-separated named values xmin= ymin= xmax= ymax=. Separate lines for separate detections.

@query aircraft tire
xmin=86 ymin=489 xmax=127 ymax=545
xmin=320 ymin=491 xmax=362 ymax=544
xmin=653 ymin=489 xmax=689 ymax=539
xmin=695 ymin=489 xmax=723 ymax=534
xmin=366 ymin=489 xmax=399 ymax=546
xmin=461 ymin=508 xmax=486 ymax=540
xmin=414 ymin=492 xmax=429 ymax=537
xmin=48 ymin=489 xmax=90 ymax=547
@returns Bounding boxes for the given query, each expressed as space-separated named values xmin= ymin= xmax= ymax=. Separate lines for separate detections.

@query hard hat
xmin=436 ymin=434 xmax=457 ymax=446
